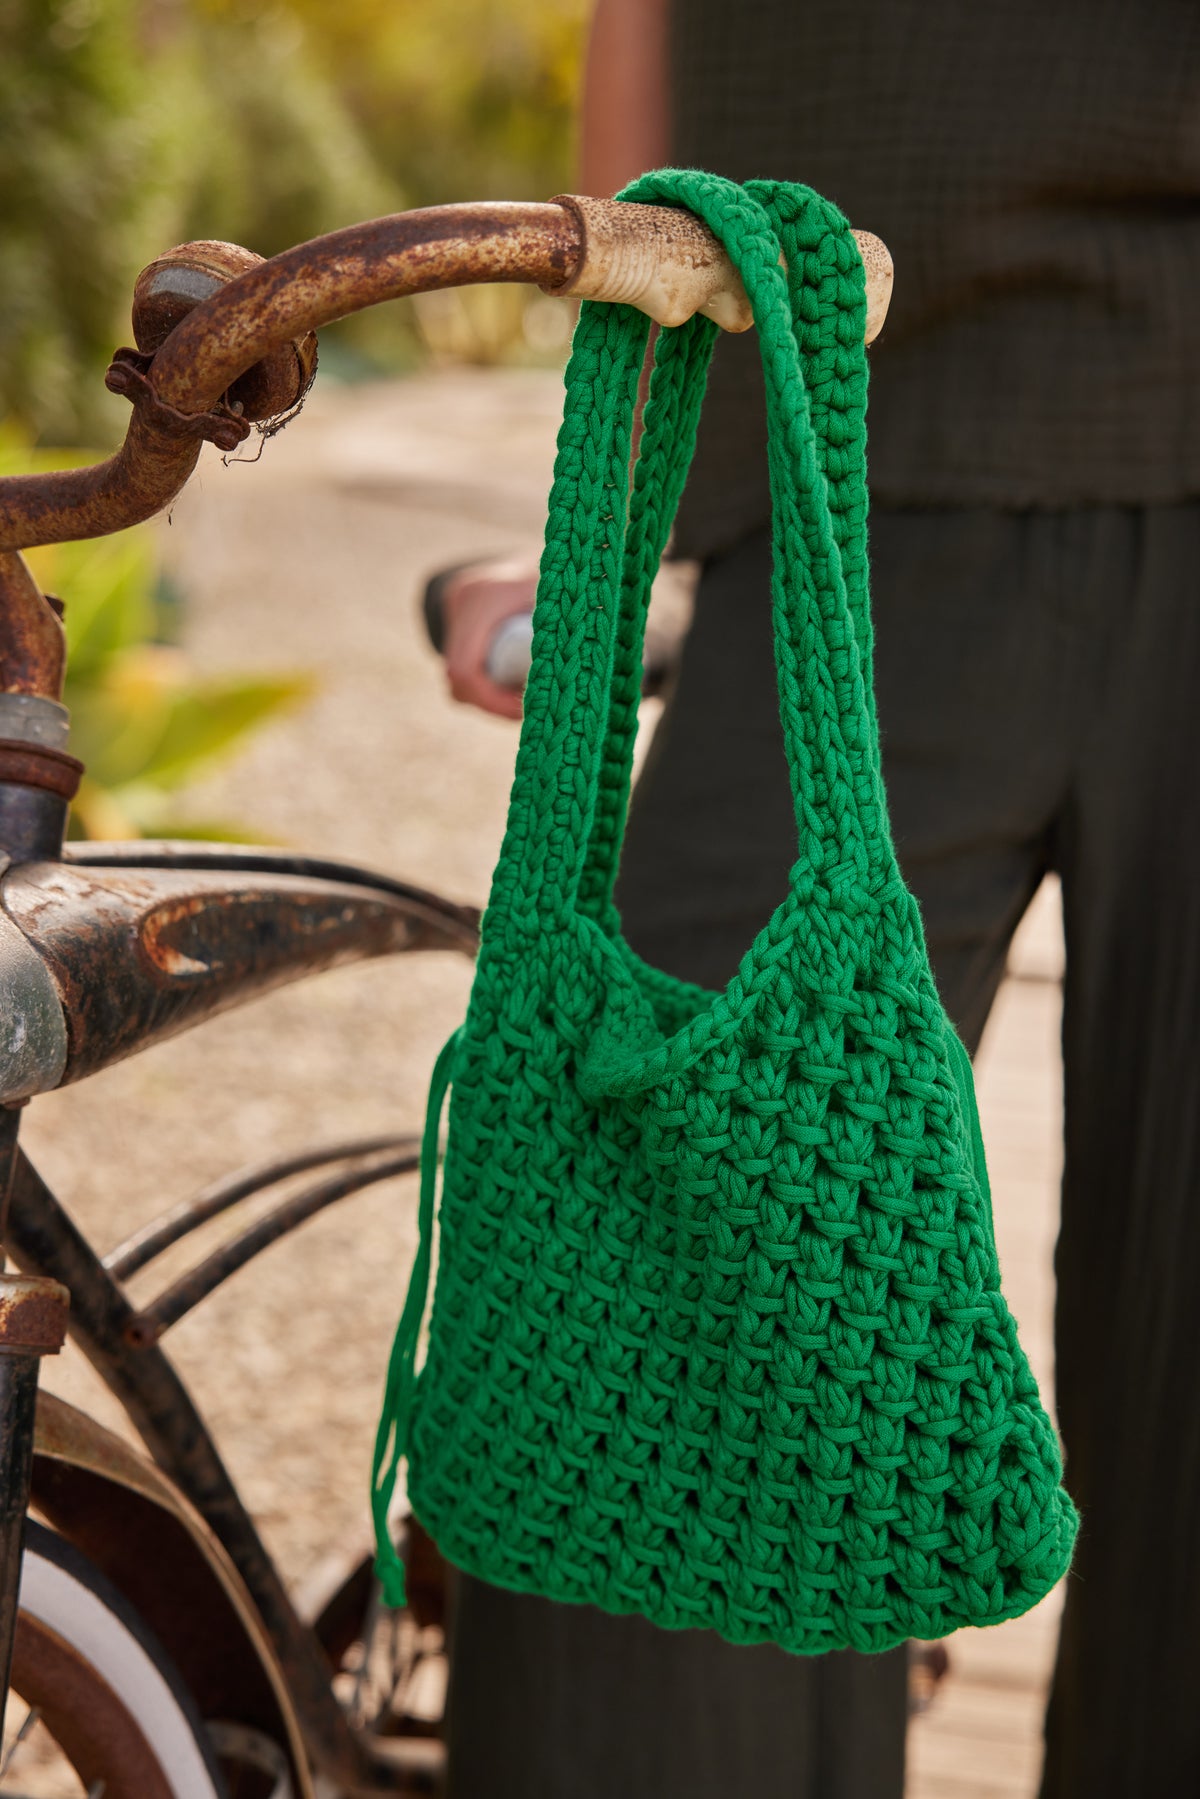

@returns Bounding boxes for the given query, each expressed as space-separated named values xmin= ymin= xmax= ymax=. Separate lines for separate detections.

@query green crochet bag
xmin=372 ymin=170 xmax=1077 ymax=1654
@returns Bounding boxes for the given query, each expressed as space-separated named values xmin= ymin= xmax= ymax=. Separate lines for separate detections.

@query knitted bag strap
xmin=490 ymin=169 xmax=893 ymax=950
xmin=578 ymin=173 xmax=883 ymax=929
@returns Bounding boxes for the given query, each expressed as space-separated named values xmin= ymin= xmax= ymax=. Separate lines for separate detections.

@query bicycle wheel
xmin=3 ymin=1519 xmax=228 ymax=1799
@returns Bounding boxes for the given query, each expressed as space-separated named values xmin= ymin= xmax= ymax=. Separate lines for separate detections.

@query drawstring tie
xmin=371 ymin=1026 xmax=460 ymax=1606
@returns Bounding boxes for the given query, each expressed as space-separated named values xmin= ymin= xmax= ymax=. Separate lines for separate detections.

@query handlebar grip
xmin=544 ymin=195 xmax=893 ymax=343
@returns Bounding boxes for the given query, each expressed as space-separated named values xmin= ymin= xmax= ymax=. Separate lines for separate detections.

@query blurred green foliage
xmin=0 ymin=0 xmax=587 ymax=445
xmin=52 ymin=532 xmax=312 ymax=841
xmin=1 ymin=2 xmax=587 ymax=832
xmin=260 ymin=0 xmax=587 ymax=207
xmin=1 ymin=424 xmax=311 ymax=840
xmin=48 ymin=527 xmax=311 ymax=841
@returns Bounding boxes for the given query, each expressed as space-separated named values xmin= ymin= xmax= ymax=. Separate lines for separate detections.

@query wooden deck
xmin=907 ymin=883 xmax=1065 ymax=1797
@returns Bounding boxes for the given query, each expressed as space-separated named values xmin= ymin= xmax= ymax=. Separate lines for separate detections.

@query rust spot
xmin=140 ymin=894 xmax=226 ymax=977
xmin=0 ymin=1274 xmax=69 ymax=1353
xmin=0 ymin=552 xmax=67 ymax=700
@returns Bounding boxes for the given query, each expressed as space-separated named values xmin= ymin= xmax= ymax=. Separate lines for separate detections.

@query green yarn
xmin=372 ymin=1026 xmax=460 ymax=1605
xmin=372 ymin=171 xmax=1077 ymax=1650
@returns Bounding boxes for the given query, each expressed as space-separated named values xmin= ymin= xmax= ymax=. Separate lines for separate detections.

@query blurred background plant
xmin=52 ymin=528 xmax=312 ymax=841
xmin=1 ymin=0 xmax=585 ymax=835
xmin=0 ymin=422 xmax=311 ymax=839
xmin=0 ymin=0 xmax=588 ymax=446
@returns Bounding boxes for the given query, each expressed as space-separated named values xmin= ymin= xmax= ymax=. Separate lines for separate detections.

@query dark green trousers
xmin=446 ymin=503 xmax=1200 ymax=1797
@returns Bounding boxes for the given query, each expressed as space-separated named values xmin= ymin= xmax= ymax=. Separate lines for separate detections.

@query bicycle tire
xmin=5 ymin=1518 xmax=229 ymax=1799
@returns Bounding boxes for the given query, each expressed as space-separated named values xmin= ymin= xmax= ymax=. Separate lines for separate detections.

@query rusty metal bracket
xmin=0 ymin=1273 xmax=69 ymax=1358
xmin=104 ymin=347 xmax=252 ymax=454
xmin=0 ymin=855 xmax=477 ymax=1089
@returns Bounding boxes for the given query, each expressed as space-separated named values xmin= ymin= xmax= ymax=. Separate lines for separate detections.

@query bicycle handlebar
xmin=0 ymin=196 xmax=892 ymax=698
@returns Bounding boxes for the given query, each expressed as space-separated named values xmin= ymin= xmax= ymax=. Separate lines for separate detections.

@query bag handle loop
xmin=492 ymin=173 xmax=893 ymax=949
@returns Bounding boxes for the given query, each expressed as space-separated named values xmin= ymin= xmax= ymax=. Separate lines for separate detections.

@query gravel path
xmin=23 ymin=365 xmax=1067 ymax=1794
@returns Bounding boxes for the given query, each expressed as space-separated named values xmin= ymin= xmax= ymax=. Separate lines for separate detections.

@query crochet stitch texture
xmin=373 ymin=170 xmax=1078 ymax=1653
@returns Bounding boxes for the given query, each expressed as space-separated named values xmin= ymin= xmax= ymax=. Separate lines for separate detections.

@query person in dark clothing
xmin=437 ymin=3 xmax=1200 ymax=1793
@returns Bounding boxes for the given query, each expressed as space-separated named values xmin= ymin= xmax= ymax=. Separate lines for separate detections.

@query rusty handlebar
xmin=0 ymin=196 xmax=893 ymax=698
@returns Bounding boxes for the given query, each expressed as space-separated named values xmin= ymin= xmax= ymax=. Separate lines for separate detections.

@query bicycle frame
xmin=0 ymin=193 xmax=892 ymax=1794
xmin=1 ymin=842 xmax=476 ymax=1794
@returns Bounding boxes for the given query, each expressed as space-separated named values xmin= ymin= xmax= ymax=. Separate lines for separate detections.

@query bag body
xmin=374 ymin=171 xmax=1077 ymax=1654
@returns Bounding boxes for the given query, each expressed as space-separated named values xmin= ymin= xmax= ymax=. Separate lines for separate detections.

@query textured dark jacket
xmin=670 ymin=0 xmax=1200 ymax=556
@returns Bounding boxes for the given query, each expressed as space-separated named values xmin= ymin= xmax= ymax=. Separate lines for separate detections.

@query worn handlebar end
xmin=545 ymin=196 xmax=892 ymax=344
xmin=856 ymin=231 xmax=894 ymax=347
xmin=133 ymin=242 xmax=318 ymax=423
xmin=546 ymin=195 xmax=755 ymax=332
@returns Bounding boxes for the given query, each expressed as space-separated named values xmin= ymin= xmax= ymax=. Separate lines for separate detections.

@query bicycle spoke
xmin=2 ymin=1696 xmax=109 ymax=1796
xmin=0 ymin=1703 xmax=41 ymax=1778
